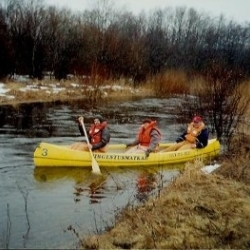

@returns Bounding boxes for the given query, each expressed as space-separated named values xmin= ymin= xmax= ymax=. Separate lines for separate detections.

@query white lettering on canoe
xmin=94 ymin=154 xmax=147 ymax=161
xmin=168 ymin=151 xmax=190 ymax=158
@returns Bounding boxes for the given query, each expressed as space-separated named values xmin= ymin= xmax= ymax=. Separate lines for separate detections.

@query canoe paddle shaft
xmin=80 ymin=120 xmax=101 ymax=174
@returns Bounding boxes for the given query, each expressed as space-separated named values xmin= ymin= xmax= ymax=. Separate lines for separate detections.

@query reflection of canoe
xmin=33 ymin=167 xmax=92 ymax=183
xmin=33 ymin=139 xmax=220 ymax=168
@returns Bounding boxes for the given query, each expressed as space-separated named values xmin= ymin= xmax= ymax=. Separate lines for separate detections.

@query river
xmin=0 ymin=97 xmax=185 ymax=249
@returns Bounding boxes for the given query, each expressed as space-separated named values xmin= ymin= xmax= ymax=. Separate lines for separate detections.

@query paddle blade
xmin=91 ymin=158 xmax=101 ymax=174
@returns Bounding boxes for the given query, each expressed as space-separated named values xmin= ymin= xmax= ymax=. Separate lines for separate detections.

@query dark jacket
xmin=78 ymin=123 xmax=110 ymax=151
xmin=176 ymin=127 xmax=209 ymax=148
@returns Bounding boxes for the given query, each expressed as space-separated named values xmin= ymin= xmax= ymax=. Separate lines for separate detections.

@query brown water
xmin=0 ymin=97 xmax=185 ymax=249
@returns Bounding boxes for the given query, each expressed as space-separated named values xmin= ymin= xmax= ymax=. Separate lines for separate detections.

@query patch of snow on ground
xmin=20 ymin=85 xmax=40 ymax=91
xmin=110 ymin=85 xmax=123 ymax=90
xmin=18 ymin=84 xmax=66 ymax=94
xmin=6 ymin=95 xmax=15 ymax=99
xmin=71 ymin=83 xmax=79 ymax=87
xmin=52 ymin=87 xmax=65 ymax=93
xmin=0 ymin=83 xmax=9 ymax=96
xmin=12 ymin=75 xmax=30 ymax=82
xmin=49 ymin=84 xmax=58 ymax=88
xmin=201 ymin=164 xmax=221 ymax=174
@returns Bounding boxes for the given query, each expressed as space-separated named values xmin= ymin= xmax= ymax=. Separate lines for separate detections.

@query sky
xmin=44 ymin=0 xmax=250 ymax=24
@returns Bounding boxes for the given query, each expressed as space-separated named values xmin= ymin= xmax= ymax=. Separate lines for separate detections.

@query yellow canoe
xmin=33 ymin=138 xmax=220 ymax=168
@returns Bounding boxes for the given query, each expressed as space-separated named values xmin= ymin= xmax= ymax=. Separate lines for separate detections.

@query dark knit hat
xmin=93 ymin=114 xmax=105 ymax=123
xmin=142 ymin=119 xmax=152 ymax=124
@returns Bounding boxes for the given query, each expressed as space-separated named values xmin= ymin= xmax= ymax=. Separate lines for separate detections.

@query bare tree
xmin=0 ymin=7 xmax=13 ymax=78
xmin=182 ymin=61 xmax=250 ymax=148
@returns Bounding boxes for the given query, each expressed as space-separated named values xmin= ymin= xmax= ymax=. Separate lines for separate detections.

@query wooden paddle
xmin=80 ymin=120 xmax=101 ymax=174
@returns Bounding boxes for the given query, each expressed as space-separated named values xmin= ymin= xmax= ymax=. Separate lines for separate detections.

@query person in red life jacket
xmin=164 ymin=116 xmax=209 ymax=152
xmin=125 ymin=119 xmax=161 ymax=157
xmin=70 ymin=115 xmax=110 ymax=152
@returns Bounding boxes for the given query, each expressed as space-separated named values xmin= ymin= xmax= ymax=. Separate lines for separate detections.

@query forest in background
xmin=0 ymin=0 xmax=250 ymax=83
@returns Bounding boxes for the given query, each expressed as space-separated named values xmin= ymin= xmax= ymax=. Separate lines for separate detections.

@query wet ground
xmin=0 ymin=97 xmax=185 ymax=249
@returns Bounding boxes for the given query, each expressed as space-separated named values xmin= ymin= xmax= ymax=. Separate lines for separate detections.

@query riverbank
xmin=0 ymin=79 xmax=152 ymax=106
xmin=80 ymin=140 xmax=250 ymax=249
xmin=2 ymin=78 xmax=250 ymax=249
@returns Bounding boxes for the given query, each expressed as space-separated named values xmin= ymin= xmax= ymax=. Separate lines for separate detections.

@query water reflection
xmin=135 ymin=170 xmax=163 ymax=202
xmin=136 ymin=171 xmax=158 ymax=193
xmin=0 ymin=97 xmax=182 ymax=249
xmin=34 ymin=167 xmax=109 ymax=203
xmin=74 ymin=174 xmax=108 ymax=204
xmin=33 ymin=167 xmax=92 ymax=183
xmin=0 ymin=102 xmax=55 ymax=137
xmin=0 ymin=97 xmax=183 ymax=141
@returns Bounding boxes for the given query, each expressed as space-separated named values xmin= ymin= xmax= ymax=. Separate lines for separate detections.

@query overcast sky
xmin=44 ymin=0 xmax=250 ymax=24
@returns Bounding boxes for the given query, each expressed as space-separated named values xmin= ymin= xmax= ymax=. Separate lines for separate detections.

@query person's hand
xmin=145 ymin=149 xmax=151 ymax=158
xmin=78 ymin=116 xmax=84 ymax=123
xmin=88 ymin=144 xmax=93 ymax=150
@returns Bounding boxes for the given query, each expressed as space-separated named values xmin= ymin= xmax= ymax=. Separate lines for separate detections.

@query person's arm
xmin=147 ymin=129 xmax=161 ymax=152
xmin=77 ymin=116 xmax=85 ymax=136
xmin=78 ymin=123 xmax=92 ymax=141
xmin=176 ymin=132 xmax=187 ymax=143
xmin=196 ymin=129 xmax=209 ymax=148
xmin=77 ymin=118 xmax=92 ymax=144
xmin=92 ymin=128 xmax=110 ymax=151
xmin=78 ymin=124 xmax=84 ymax=136
xmin=126 ymin=138 xmax=139 ymax=147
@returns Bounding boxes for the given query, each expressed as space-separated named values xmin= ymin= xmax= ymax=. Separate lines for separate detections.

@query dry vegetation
xmin=1 ymin=71 xmax=250 ymax=249
xmin=78 ymin=71 xmax=250 ymax=249
xmin=81 ymin=149 xmax=250 ymax=249
xmin=0 ymin=70 xmax=207 ymax=106
xmin=78 ymin=125 xmax=250 ymax=249
xmin=0 ymin=77 xmax=153 ymax=106
xmin=151 ymin=70 xmax=190 ymax=97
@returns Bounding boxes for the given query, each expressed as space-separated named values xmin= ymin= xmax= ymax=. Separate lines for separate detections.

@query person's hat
xmin=94 ymin=114 xmax=105 ymax=122
xmin=193 ymin=116 xmax=202 ymax=123
xmin=142 ymin=119 xmax=152 ymax=124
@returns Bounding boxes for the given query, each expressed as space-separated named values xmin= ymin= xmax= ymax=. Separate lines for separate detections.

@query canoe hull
xmin=33 ymin=139 xmax=220 ymax=168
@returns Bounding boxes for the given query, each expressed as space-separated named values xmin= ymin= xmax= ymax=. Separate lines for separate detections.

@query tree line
xmin=0 ymin=0 xmax=250 ymax=83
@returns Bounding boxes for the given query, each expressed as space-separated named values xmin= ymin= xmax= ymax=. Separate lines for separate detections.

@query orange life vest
xmin=138 ymin=121 xmax=161 ymax=147
xmin=89 ymin=121 xmax=107 ymax=145
xmin=185 ymin=122 xmax=205 ymax=143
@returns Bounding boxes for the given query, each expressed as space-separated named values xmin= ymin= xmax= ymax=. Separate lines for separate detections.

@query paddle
xmin=80 ymin=120 xmax=101 ymax=174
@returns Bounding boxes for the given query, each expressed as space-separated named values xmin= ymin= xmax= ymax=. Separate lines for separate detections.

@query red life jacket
xmin=138 ymin=121 xmax=161 ymax=146
xmin=89 ymin=121 xmax=107 ymax=145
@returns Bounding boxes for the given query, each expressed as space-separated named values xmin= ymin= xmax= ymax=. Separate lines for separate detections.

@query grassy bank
xmin=80 ymin=150 xmax=250 ymax=249
xmin=0 ymin=78 xmax=153 ymax=106
xmin=1 ymin=72 xmax=250 ymax=248
xmin=80 ymin=107 xmax=250 ymax=249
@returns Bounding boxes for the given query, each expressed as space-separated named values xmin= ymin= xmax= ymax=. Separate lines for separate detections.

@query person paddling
xmin=70 ymin=115 xmax=110 ymax=152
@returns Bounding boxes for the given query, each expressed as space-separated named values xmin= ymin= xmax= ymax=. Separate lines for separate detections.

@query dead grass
xmin=0 ymin=78 xmax=154 ymax=106
xmin=80 ymin=133 xmax=250 ymax=249
xmin=2 ymin=72 xmax=250 ymax=108
xmin=216 ymin=134 xmax=250 ymax=185
xmin=150 ymin=70 xmax=190 ymax=97
xmin=2 ymin=74 xmax=250 ymax=248
xmin=81 ymin=159 xmax=250 ymax=249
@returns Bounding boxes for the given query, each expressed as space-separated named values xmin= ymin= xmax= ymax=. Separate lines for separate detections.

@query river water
xmin=0 ymin=97 xmax=187 ymax=249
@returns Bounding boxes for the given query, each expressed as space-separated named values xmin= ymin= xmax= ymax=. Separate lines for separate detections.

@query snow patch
xmin=0 ymin=83 xmax=9 ymax=95
xmin=201 ymin=164 xmax=221 ymax=174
